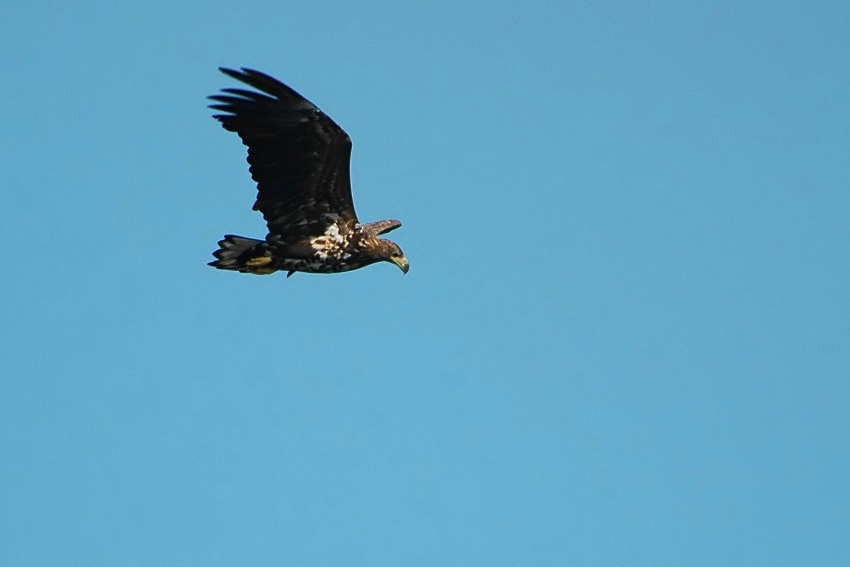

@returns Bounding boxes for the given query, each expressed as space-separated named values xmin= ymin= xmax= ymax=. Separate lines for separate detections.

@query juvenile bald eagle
xmin=208 ymin=67 xmax=408 ymax=277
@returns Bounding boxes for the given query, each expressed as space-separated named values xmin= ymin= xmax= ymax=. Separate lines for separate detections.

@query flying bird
xmin=207 ymin=67 xmax=408 ymax=277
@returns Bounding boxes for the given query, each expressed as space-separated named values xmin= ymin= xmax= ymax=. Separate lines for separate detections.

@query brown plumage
xmin=207 ymin=67 xmax=408 ymax=277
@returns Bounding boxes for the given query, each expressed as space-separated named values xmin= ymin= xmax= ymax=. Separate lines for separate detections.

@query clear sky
xmin=1 ymin=1 xmax=848 ymax=565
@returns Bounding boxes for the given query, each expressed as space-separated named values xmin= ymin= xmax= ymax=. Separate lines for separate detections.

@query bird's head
xmin=385 ymin=240 xmax=409 ymax=274
xmin=373 ymin=239 xmax=409 ymax=274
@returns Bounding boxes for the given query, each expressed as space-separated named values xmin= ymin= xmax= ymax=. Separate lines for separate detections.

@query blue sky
xmin=2 ymin=1 xmax=849 ymax=565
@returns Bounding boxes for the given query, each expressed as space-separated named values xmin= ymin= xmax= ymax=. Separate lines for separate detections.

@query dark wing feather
xmin=362 ymin=219 xmax=402 ymax=235
xmin=210 ymin=67 xmax=358 ymax=237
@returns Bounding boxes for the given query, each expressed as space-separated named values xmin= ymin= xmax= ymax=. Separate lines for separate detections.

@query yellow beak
xmin=390 ymin=255 xmax=410 ymax=274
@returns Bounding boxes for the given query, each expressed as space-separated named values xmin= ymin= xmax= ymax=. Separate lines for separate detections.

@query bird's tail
xmin=208 ymin=235 xmax=277 ymax=274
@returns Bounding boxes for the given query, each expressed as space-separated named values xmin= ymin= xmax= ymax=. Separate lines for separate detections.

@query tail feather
xmin=209 ymin=235 xmax=276 ymax=274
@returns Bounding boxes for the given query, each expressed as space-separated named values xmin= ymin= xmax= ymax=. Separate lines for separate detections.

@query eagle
xmin=207 ymin=67 xmax=408 ymax=277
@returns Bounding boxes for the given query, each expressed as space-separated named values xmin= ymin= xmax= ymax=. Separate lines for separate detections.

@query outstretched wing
xmin=210 ymin=67 xmax=359 ymax=238
xmin=362 ymin=219 xmax=402 ymax=235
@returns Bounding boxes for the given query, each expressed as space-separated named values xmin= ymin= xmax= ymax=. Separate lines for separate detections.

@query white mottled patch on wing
xmin=324 ymin=224 xmax=341 ymax=238
xmin=272 ymin=220 xmax=370 ymax=275
xmin=310 ymin=239 xmax=330 ymax=259
xmin=309 ymin=222 xmax=348 ymax=260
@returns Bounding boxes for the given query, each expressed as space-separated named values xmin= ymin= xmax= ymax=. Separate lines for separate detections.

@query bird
xmin=207 ymin=67 xmax=409 ymax=277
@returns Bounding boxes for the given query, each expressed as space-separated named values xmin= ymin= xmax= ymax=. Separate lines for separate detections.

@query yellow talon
xmin=246 ymin=256 xmax=273 ymax=267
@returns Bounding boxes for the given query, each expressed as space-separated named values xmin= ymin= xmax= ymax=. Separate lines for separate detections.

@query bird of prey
xmin=207 ymin=67 xmax=409 ymax=277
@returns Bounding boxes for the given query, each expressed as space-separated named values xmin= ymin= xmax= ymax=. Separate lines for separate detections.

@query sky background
xmin=1 ymin=1 xmax=849 ymax=565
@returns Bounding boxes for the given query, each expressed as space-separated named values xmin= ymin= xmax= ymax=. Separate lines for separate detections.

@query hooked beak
xmin=390 ymin=255 xmax=410 ymax=274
